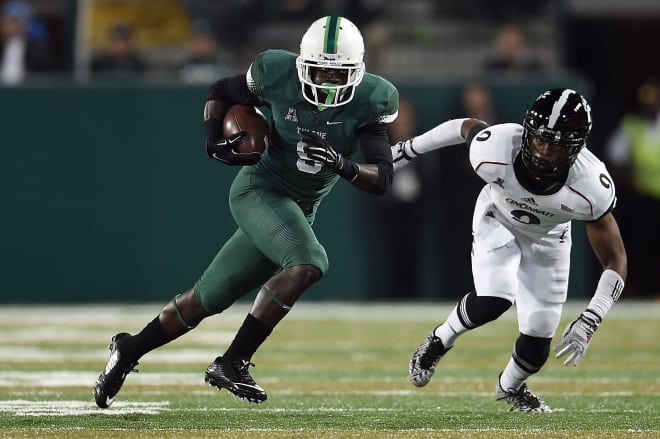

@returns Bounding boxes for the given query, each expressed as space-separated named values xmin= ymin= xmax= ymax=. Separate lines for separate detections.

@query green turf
xmin=0 ymin=302 xmax=658 ymax=438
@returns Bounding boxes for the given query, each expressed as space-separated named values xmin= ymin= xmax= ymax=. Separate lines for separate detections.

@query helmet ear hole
xmin=296 ymin=16 xmax=365 ymax=108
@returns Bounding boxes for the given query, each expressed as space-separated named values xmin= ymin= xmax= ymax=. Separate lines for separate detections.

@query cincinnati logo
xmin=505 ymin=198 xmax=554 ymax=217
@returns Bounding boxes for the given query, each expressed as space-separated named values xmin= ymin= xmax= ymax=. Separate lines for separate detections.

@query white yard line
xmin=0 ymin=400 xmax=169 ymax=416
xmin=0 ymin=301 xmax=657 ymax=325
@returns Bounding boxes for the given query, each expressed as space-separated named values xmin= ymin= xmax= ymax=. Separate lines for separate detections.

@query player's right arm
xmin=204 ymin=74 xmax=264 ymax=165
xmin=392 ymin=118 xmax=489 ymax=170
xmin=300 ymin=123 xmax=393 ymax=195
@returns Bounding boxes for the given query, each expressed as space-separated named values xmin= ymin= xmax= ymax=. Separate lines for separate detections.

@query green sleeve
xmin=357 ymin=74 xmax=399 ymax=128
xmin=374 ymin=83 xmax=399 ymax=125
xmin=247 ymin=49 xmax=299 ymax=101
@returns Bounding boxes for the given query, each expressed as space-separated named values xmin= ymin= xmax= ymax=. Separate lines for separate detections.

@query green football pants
xmin=194 ymin=167 xmax=329 ymax=313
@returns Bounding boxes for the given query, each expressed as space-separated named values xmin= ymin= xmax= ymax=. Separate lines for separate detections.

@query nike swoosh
xmin=326 ymin=121 xmax=342 ymax=125
xmin=105 ymin=396 xmax=114 ymax=407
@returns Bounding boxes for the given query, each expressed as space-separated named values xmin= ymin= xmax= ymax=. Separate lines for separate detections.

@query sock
xmin=121 ymin=316 xmax=173 ymax=362
xmin=433 ymin=304 xmax=469 ymax=348
xmin=223 ymin=313 xmax=273 ymax=361
xmin=499 ymin=357 xmax=531 ymax=392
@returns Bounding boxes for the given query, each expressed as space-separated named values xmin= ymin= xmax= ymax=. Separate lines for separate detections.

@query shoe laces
xmin=101 ymin=361 xmax=138 ymax=396
xmin=498 ymin=383 xmax=543 ymax=411
xmin=419 ymin=335 xmax=445 ymax=369
xmin=233 ymin=359 xmax=257 ymax=385
xmin=106 ymin=341 xmax=139 ymax=381
xmin=110 ymin=358 xmax=139 ymax=378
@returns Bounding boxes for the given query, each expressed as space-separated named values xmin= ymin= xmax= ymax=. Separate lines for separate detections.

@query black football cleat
xmin=94 ymin=333 xmax=138 ymax=408
xmin=409 ymin=326 xmax=451 ymax=387
xmin=205 ymin=356 xmax=267 ymax=403
xmin=496 ymin=374 xmax=552 ymax=413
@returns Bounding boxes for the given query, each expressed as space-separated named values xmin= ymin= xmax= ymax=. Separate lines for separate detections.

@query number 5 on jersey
xmin=296 ymin=140 xmax=323 ymax=174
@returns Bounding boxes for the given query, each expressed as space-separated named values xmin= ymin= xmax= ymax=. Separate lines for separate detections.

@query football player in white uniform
xmin=394 ymin=88 xmax=627 ymax=412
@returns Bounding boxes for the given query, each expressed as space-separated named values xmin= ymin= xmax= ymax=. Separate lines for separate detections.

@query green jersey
xmin=246 ymin=49 xmax=399 ymax=203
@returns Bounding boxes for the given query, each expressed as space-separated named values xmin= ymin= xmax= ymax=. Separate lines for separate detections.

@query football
xmin=223 ymin=104 xmax=269 ymax=154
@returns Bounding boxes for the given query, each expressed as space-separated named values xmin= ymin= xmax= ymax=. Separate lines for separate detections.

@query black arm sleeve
xmin=206 ymin=74 xmax=263 ymax=106
xmin=205 ymin=74 xmax=264 ymax=144
xmin=357 ymin=123 xmax=393 ymax=194
xmin=465 ymin=121 xmax=490 ymax=148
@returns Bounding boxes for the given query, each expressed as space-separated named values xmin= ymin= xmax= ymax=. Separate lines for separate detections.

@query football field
xmin=0 ymin=301 xmax=657 ymax=438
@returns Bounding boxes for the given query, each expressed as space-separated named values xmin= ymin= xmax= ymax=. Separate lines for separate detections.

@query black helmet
xmin=521 ymin=88 xmax=592 ymax=178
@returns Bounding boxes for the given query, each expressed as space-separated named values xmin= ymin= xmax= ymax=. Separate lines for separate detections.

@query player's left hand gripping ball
xmin=301 ymin=131 xmax=358 ymax=181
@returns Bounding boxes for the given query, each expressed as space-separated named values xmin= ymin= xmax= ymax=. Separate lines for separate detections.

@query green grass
xmin=0 ymin=301 xmax=657 ymax=438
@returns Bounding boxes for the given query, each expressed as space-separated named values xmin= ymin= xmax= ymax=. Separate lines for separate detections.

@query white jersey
xmin=467 ymin=123 xmax=617 ymax=337
xmin=468 ymin=123 xmax=616 ymax=241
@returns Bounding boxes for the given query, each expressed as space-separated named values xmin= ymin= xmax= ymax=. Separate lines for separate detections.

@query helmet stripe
xmin=323 ymin=16 xmax=340 ymax=54
xmin=548 ymin=89 xmax=574 ymax=129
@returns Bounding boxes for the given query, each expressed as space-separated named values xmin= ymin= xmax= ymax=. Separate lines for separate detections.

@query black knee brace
xmin=460 ymin=291 xmax=512 ymax=328
xmin=513 ymin=334 xmax=551 ymax=373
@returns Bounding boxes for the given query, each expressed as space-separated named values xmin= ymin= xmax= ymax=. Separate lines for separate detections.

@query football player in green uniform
xmin=94 ymin=16 xmax=399 ymax=407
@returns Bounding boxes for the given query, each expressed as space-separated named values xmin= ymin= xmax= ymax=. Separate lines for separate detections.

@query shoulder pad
xmin=248 ymin=50 xmax=298 ymax=94
xmin=569 ymin=148 xmax=617 ymax=220
xmin=469 ymin=123 xmax=521 ymax=172
xmin=354 ymin=74 xmax=399 ymax=125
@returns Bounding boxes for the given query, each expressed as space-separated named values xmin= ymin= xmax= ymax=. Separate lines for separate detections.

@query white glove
xmin=553 ymin=310 xmax=601 ymax=366
xmin=392 ymin=139 xmax=417 ymax=170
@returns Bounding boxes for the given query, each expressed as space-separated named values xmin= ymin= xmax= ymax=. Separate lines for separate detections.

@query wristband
xmin=338 ymin=159 xmax=359 ymax=182
xmin=587 ymin=269 xmax=624 ymax=319
xmin=581 ymin=309 xmax=602 ymax=327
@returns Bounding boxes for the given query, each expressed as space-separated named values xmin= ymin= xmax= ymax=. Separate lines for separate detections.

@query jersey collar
xmin=513 ymin=152 xmax=568 ymax=195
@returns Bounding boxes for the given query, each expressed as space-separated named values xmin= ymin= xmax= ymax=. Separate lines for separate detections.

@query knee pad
xmin=461 ymin=291 xmax=512 ymax=328
xmin=488 ymin=269 xmax=518 ymax=299
xmin=282 ymin=243 xmax=329 ymax=275
xmin=513 ymin=334 xmax=551 ymax=372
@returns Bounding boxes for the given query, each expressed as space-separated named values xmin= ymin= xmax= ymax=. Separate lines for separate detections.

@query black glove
xmin=205 ymin=132 xmax=261 ymax=166
xmin=301 ymin=131 xmax=359 ymax=181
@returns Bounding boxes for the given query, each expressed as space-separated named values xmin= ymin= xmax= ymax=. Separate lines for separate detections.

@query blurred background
xmin=2 ymin=0 xmax=659 ymax=304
